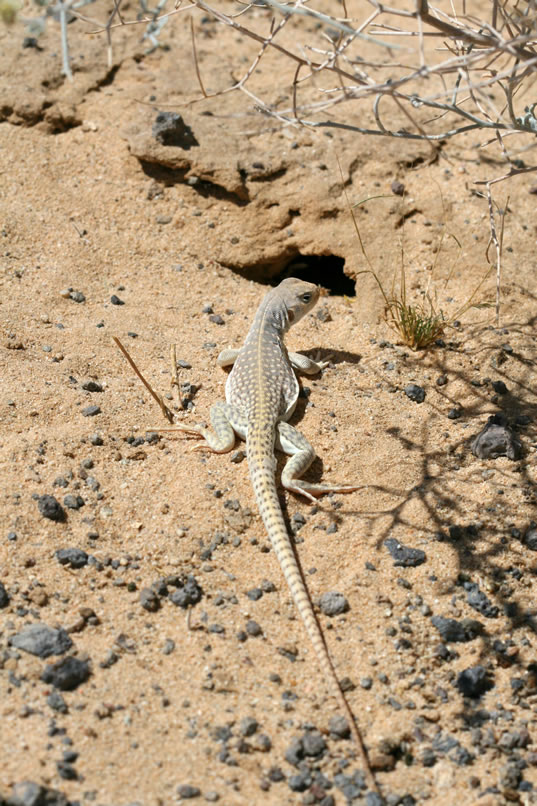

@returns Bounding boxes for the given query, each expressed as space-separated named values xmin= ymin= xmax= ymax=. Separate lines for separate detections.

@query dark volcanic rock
xmin=41 ymin=656 xmax=91 ymax=691
xmin=37 ymin=495 xmax=66 ymax=522
xmin=471 ymin=413 xmax=522 ymax=460
xmin=431 ymin=616 xmax=482 ymax=643
xmin=385 ymin=538 xmax=426 ymax=567
xmin=9 ymin=624 xmax=73 ymax=658
xmin=456 ymin=665 xmax=494 ymax=698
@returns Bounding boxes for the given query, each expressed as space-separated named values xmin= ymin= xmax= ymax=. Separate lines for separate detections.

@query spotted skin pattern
xmin=176 ymin=279 xmax=376 ymax=792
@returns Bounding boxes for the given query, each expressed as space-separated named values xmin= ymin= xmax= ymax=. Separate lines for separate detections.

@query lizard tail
xmin=248 ymin=451 xmax=379 ymax=794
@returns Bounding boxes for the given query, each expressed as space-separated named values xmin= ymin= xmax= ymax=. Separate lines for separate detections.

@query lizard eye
xmin=301 ymin=293 xmax=312 ymax=303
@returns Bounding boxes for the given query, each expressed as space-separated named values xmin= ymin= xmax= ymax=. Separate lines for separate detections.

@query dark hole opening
xmin=273 ymin=254 xmax=355 ymax=297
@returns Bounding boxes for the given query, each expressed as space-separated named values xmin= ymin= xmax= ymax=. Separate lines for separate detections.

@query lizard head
xmin=274 ymin=278 xmax=320 ymax=328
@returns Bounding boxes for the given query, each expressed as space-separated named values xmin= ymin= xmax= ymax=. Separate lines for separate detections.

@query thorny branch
xmin=60 ymin=0 xmax=537 ymax=182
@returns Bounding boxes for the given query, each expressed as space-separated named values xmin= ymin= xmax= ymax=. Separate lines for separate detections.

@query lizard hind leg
xmin=183 ymin=402 xmax=246 ymax=454
xmin=277 ymin=421 xmax=360 ymax=501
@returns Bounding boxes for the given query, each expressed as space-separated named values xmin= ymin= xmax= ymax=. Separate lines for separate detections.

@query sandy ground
xmin=1 ymin=2 xmax=537 ymax=804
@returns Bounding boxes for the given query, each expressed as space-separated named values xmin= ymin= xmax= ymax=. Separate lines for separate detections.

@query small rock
xmin=8 ymin=781 xmax=69 ymax=806
xmin=82 ymin=405 xmax=101 ymax=417
xmin=140 ymin=587 xmax=160 ymax=612
xmin=471 ymin=413 xmax=522 ymax=460
xmin=391 ymin=180 xmax=405 ymax=196
xmin=82 ymin=380 xmax=103 ymax=392
xmin=431 ymin=616 xmax=482 ymax=643
xmin=385 ymin=538 xmax=426 ymax=567
xmin=491 ymin=380 xmax=508 ymax=395
xmin=318 ymin=591 xmax=349 ymax=616
xmin=63 ymin=494 xmax=85 ymax=510
xmin=9 ymin=624 xmax=72 ymax=658
xmin=41 ymin=656 xmax=91 ymax=691
xmin=329 ymin=715 xmax=350 ymax=739
xmin=463 ymin=582 xmax=499 ymax=618
xmin=47 ymin=690 xmax=68 ymax=713
xmin=37 ymin=495 xmax=66 ymax=522
xmin=239 ymin=716 xmax=258 ymax=737
xmin=69 ymin=290 xmax=86 ymax=303
xmin=110 ymin=295 xmax=124 ymax=306
xmin=177 ymin=784 xmax=201 ymax=799
xmin=152 ymin=111 xmax=197 ymax=148
xmin=55 ymin=548 xmax=89 ymax=569
xmin=245 ymin=619 xmax=262 ymax=636
xmin=405 ymin=384 xmax=426 ymax=403
xmin=456 ymin=666 xmax=493 ymax=698
xmin=523 ymin=522 xmax=537 ymax=551
xmin=169 ymin=575 xmax=203 ymax=608
xmin=302 ymin=731 xmax=327 ymax=757
xmin=448 ymin=408 xmax=462 ymax=420
xmin=209 ymin=314 xmax=225 ymax=325
xmin=0 ymin=581 xmax=9 ymax=608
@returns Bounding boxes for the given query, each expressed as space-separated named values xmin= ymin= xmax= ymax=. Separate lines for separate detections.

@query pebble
xmin=110 ymin=294 xmax=124 ymax=305
xmin=524 ymin=523 xmax=537 ymax=551
xmin=471 ymin=413 xmax=522 ymax=460
xmin=9 ymin=624 xmax=73 ymax=658
xmin=302 ymin=731 xmax=327 ymax=757
xmin=89 ymin=433 xmax=104 ymax=445
xmin=405 ymin=384 xmax=426 ymax=403
xmin=0 ymin=581 xmax=9 ymax=608
xmin=246 ymin=587 xmax=263 ymax=601
xmin=318 ymin=591 xmax=348 ymax=616
xmin=140 ymin=587 xmax=160 ymax=612
xmin=152 ymin=111 xmax=196 ymax=147
xmin=7 ymin=781 xmax=69 ymax=806
xmin=384 ymin=538 xmax=426 ymax=567
xmin=209 ymin=314 xmax=225 ymax=325
xmin=162 ymin=639 xmax=175 ymax=655
xmin=448 ymin=408 xmax=462 ymax=420
xmin=329 ymin=715 xmax=350 ymax=739
xmin=431 ymin=615 xmax=482 ymax=642
xmin=239 ymin=716 xmax=258 ymax=737
xmin=436 ymin=375 xmax=447 ymax=386
xmin=169 ymin=575 xmax=203 ymax=608
xmin=491 ymin=380 xmax=508 ymax=395
xmin=463 ymin=582 xmax=499 ymax=618
xmin=37 ymin=495 xmax=65 ymax=522
xmin=82 ymin=380 xmax=103 ymax=392
xmin=82 ymin=405 xmax=101 ymax=417
xmin=47 ymin=690 xmax=68 ymax=713
xmin=246 ymin=619 xmax=262 ymax=636
xmin=63 ymin=494 xmax=84 ymax=510
xmin=177 ymin=784 xmax=201 ymax=798
xmin=41 ymin=656 xmax=91 ymax=690
xmin=456 ymin=665 xmax=493 ymax=698
xmin=391 ymin=179 xmax=405 ymax=196
xmin=55 ymin=548 xmax=89 ymax=569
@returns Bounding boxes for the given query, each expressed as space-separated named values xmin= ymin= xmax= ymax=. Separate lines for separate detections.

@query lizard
xmin=171 ymin=278 xmax=377 ymax=792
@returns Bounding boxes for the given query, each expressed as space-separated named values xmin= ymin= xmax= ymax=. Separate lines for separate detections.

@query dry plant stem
xmin=484 ymin=185 xmax=507 ymax=326
xmin=112 ymin=336 xmax=175 ymax=423
xmin=170 ymin=343 xmax=184 ymax=411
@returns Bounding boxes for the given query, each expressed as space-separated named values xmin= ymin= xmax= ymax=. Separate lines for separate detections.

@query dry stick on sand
xmin=112 ymin=336 xmax=176 ymax=423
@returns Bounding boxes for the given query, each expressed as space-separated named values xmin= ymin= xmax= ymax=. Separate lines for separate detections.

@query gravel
xmin=47 ymin=691 xmax=68 ymax=713
xmin=524 ymin=522 xmax=537 ymax=551
xmin=55 ymin=548 xmax=89 ymax=569
xmin=9 ymin=624 xmax=73 ymax=658
xmin=239 ymin=716 xmax=258 ymax=737
xmin=37 ymin=495 xmax=66 ymax=522
xmin=318 ymin=591 xmax=349 ymax=616
xmin=41 ymin=656 xmax=91 ymax=691
xmin=384 ymin=538 xmax=426 ymax=567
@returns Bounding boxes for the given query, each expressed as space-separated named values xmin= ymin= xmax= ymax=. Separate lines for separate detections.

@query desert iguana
xmin=175 ymin=278 xmax=377 ymax=792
